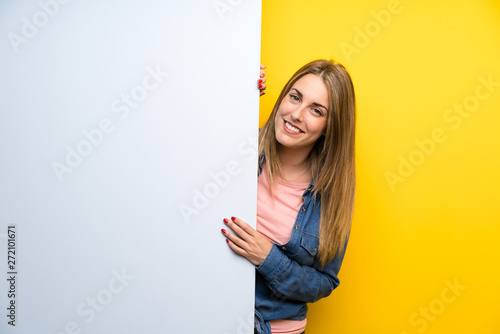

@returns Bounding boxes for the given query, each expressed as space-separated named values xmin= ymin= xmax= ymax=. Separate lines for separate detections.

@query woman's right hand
xmin=258 ymin=64 xmax=267 ymax=96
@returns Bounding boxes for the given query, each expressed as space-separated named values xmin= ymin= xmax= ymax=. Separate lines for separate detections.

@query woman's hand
xmin=221 ymin=216 xmax=272 ymax=266
xmin=258 ymin=64 xmax=267 ymax=96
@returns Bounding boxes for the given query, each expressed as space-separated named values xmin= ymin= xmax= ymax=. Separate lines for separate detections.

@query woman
xmin=221 ymin=59 xmax=356 ymax=334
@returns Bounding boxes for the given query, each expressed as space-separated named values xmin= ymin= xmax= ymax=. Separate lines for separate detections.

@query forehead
xmin=291 ymin=74 xmax=329 ymax=106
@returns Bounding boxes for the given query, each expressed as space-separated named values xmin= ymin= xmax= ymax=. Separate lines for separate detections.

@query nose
xmin=290 ymin=105 xmax=306 ymax=123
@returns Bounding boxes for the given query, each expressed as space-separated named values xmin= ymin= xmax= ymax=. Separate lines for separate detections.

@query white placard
xmin=0 ymin=1 xmax=261 ymax=333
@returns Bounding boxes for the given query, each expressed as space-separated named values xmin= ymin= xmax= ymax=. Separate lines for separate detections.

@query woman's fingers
xmin=222 ymin=229 xmax=261 ymax=266
xmin=259 ymin=65 xmax=266 ymax=96
xmin=222 ymin=226 xmax=253 ymax=259
xmin=222 ymin=228 xmax=245 ymax=250
xmin=258 ymin=79 xmax=266 ymax=94
xmin=221 ymin=217 xmax=272 ymax=266
xmin=258 ymin=77 xmax=267 ymax=92
xmin=223 ymin=218 xmax=246 ymax=241
xmin=227 ymin=216 xmax=256 ymax=237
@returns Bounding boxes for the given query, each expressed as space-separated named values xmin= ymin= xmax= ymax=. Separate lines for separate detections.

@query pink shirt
xmin=256 ymin=164 xmax=309 ymax=334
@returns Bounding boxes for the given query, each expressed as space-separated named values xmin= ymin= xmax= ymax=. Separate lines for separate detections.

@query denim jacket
xmin=254 ymin=156 xmax=348 ymax=334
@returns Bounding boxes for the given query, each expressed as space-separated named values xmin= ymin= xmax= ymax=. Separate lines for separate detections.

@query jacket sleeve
xmin=255 ymin=240 xmax=347 ymax=303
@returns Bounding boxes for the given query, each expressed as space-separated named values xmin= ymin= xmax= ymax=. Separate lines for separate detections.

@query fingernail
xmin=260 ymin=92 xmax=266 ymax=96
xmin=258 ymin=79 xmax=263 ymax=84
xmin=223 ymin=218 xmax=229 ymax=224
xmin=231 ymin=216 xmax=236 ymax=221
xmin=258 ymin=84 xmax=263 ymax=89
xmin=260 ymin=73 xmax=264 ymax=78
xmin=221 ymin=229 xmax=226 ymax=234
xmin=226 ymin=239 xmax=229 ymax=243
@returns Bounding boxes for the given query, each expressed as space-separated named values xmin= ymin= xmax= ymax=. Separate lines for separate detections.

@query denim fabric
xmin=254 ymin=156 xmax=348 ymax=334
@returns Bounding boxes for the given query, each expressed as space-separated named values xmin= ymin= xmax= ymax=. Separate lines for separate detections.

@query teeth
xmin=285 ymin=121 xmax=301 ymax=133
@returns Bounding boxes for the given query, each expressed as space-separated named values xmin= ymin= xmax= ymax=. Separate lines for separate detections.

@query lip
xmin=282 ymin=120 xmax=304 ymax=134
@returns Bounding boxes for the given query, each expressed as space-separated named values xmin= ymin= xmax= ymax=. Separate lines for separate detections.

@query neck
xmin=277 ymin=144 xmax=313 ymax=182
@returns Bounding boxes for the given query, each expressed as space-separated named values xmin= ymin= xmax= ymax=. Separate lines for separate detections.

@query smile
xmin=283 ymin=120 xmax=303 ymax=134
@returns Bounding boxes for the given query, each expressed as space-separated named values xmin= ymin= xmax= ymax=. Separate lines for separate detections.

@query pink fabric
xmin=256 ymin=165 xmax=309 ymax=245
xmin=256 ymin=164 xmax=309 ymax=333
xmin=269 ymin=318 xmax=307 ymax=334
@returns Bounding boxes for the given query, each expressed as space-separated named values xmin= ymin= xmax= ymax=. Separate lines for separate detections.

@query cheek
xmin=274 ymin=104 xmax=288 ymax=126
xmin=320 ymin=120 xmax=328 ymax=134
xmin=312 ymin=118 xmax=327 ymax=136
xmin=277 ymin=100 xmax=293 ymax=116
xmin=274 ymin=110 xmax=281 ymax=126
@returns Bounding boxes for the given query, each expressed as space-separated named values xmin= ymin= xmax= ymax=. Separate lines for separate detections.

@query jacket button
xmin=301 ymin=207 xmax=306 ymax=212
xmin=294 ymin=226 xmax=299 ymax=230
xmin=282 ymin=246 xmax=287 ymax=251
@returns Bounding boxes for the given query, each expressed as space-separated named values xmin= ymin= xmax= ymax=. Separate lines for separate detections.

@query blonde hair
xmin=259 ymin=59 xmax=356 ymax=266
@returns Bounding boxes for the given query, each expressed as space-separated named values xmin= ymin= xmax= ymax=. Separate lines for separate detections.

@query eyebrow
xmin=291 ymin=88 xmax=329 ymax=112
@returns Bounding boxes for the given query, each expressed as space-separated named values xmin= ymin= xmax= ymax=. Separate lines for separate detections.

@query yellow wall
xmin=260 ymin=0 xmax=500 ymax=333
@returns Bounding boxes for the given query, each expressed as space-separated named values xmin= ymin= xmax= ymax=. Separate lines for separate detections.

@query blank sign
xmin=0 ymin=1 xmax=261 ymax=333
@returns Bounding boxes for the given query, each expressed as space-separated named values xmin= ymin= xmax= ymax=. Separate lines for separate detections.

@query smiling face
xmin=274 ymin=73 xmax=329 ymax=154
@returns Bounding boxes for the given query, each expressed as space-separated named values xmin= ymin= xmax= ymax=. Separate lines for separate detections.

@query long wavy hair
xmin=259 ymin=59 xmax=356 ymax=266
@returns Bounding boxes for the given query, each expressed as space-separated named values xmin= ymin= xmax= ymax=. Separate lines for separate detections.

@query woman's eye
xmin=313 ymin=108 xmax=323 ymax=116
xmin=290 ymin=94 xmax=300 ymax=102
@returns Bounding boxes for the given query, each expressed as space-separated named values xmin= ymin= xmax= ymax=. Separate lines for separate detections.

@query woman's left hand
xmin=258 ymin=64 xmax=267 ymax=96
xmin=221 ymin=216 xmax=272 ymax=266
